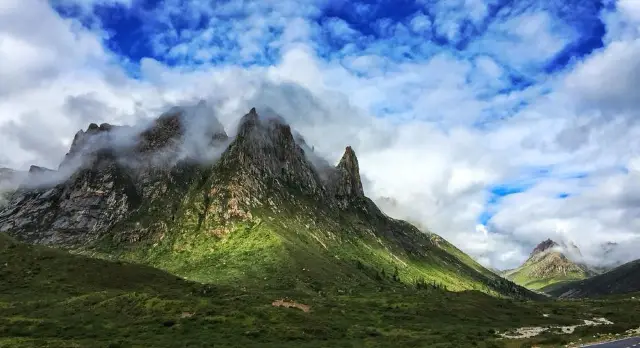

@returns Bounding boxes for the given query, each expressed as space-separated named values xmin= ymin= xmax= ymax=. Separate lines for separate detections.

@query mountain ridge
xmin=545 ymin=259 xmax=640 ymax=298
xmin=0 ymin=105 xmax=529 ymax=298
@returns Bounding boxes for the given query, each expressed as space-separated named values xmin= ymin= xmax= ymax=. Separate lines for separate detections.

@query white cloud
xmin=409 ymin=13 xmax=432 ymax=34
xmin=565 ymin=39 xmax=640 ymax=114
xmin=1 ymin=0 xmax=640 ymax=271
xmin=323 ymin=17 xmax=359 ymax=41
xmin=471 ymin=11 xmax=575 ymax=74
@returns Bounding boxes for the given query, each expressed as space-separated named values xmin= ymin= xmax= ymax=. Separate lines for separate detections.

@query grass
xmin=544 ymin=260 xmax=640 ymax=298
xmin=83 ymin=181 xmax=526 ymax=299
xmin=2 ymin=233 xmax=640 ymax=348
xmin=511 ymin=274 xmax=586 ymax=291
xmin=505 ymin=256 xmax=588 ymax=291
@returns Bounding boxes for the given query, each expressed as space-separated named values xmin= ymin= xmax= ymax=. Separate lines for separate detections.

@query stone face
xmin=0 ymin=107 xmax=376 ymax=247
xmin=0 ymin=158 xmax=140 ymax=245
xmin=219 ymin=109 xmax=327 ymax=199
xmin=0 ymin=104 xmax=230 ymax=247
xmin=60 ymin=123 xmax=122 ymax=170
xmin=530 ymin=239 xmax=559 ymax=257
xmin=334 ymin=146 xmax=365 ymax=198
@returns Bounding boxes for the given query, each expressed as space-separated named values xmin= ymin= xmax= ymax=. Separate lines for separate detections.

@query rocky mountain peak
xmin=61 ymin=101 xmax=229 ymax=171
xmin=530 ymin=238 xmax=559 ymax=257
xmin=334 ymin=146 xmax=365 ymax=199
xmin=136 ymin=112 xmax=183 ymax=153
xmin=220 ymin=108 xmax=324 ymax=198
xmin=61 ymin=123 xmax=119 ymax=168
xmin=28 ymin=166 xmax=54 ymax=174
xmin=0 ymin=107 xmax=372 ymax=246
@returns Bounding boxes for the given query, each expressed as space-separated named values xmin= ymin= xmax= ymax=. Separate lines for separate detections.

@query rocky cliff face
xmin=530 ymin=239 xmax=559 ymax=258
xmin=0 ymin=102 xmax=229 ymax=246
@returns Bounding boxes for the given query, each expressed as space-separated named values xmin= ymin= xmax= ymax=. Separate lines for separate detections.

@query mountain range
xmin=0 ymin=104 xmax=527 ymax=298
xmin=2 ymin=103 xmax=640 ymax=347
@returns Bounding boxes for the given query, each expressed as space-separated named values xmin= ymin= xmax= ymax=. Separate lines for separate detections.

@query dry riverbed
xmin=499 ymin=317 xmax=614 ymax=339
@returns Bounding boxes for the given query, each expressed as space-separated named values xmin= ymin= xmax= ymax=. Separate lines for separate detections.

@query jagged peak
xmin=236 ymin=108 xmax=261 ymax=137
xmin=236 ymin=107 xmax=290 ymax=138
xmin=136 ymin=112 xmax=184 ymax=153
xmin=333 ymin=146 xmax=365 ymax=201
xmin=530 ymin=238 xmax=559 ymax=257
xmin=61 ymin=102 xmax=229 ymax=171
xmin=338 ymin=146 xmax=358 ymax=169
xmin=28 ymin=165 xmax=54 ymax=174
xmin=220 ymin=108 xmax=326 ymax=198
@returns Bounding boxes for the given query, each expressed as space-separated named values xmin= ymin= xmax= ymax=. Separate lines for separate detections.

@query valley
xmin=1 ymin=233 xmax=639 ymax=348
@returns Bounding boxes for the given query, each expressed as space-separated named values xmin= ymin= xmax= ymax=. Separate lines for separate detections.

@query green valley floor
xmin=1 ymin=234 xmax=639 ymax=348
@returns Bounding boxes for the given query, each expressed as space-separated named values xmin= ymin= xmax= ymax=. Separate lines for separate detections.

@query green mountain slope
xmin=3 ymin=232 xmax=640 ymax=348
xmin=503 ymin=239 xmax=591 ymax=290
xmin=0 ymin=106 xmax=527 ymax=298
xmin=544 ymin=259 xmax=640 ymax=298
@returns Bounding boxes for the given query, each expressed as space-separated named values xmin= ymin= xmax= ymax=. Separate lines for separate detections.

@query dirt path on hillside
xmin=272 ymin=299 xmax=311 ymax=312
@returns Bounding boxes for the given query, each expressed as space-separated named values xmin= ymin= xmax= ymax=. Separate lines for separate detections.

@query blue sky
xmin=52 ymin=0 xmax=606 ymax=76
xmin=2 ymin=0 xmax=640 ymax=268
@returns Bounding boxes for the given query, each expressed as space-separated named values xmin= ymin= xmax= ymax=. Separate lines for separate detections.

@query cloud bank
xmin=1 ymin=0 xmax=639 ymax=269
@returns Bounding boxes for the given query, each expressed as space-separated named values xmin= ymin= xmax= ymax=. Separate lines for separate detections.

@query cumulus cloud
xmin=1 ymin=0 xmax=640 ymax=270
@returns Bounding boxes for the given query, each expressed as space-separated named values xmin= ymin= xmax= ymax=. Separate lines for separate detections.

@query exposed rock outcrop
xmin=0 ymin=103 xmax=229 ymax=246
xmin=332 ymin=146 xmax=365 ymax=207
xmin=530 ymin=239 xmax=559 ymax=257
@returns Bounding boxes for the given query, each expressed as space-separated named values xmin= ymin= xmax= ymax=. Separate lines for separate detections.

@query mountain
xmin=0 ymin=105 xmax=528 ymax=298
xmin=545 ymin=259 xmax=640 ymax=298
xmin=503 ymin=239 xmax=594 ymax=291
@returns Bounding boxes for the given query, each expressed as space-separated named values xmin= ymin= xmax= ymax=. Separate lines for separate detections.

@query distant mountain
xmin=0 ymin=105 xmax=529 ymax=298
xmin=503 ymin=239 xmax=595 ymax=291
xmin=545 ymin=259 xmax=640 ymax=298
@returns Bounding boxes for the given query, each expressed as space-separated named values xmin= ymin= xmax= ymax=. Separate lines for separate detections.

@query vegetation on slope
xmin=114 ymin=188 xmax=524 ymax=297
xmin=545 ymin=259 xmax=640 ymax=298
xmin=3 ymin=233 xmax=640 ymax=348
xmin=51 ymin=112 xmax=526 ymax=298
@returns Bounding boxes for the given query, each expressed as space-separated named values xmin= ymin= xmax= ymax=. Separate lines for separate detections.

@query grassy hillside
xmin=86 ymin=165 xmax=525 ymax=298
xmin=545 ymin=259 xmax=640 ymax=298
xmin=3 ymin=233 xmax=640 ymax=348
xmin=506 ymin=270 xmax=587 ymax=291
